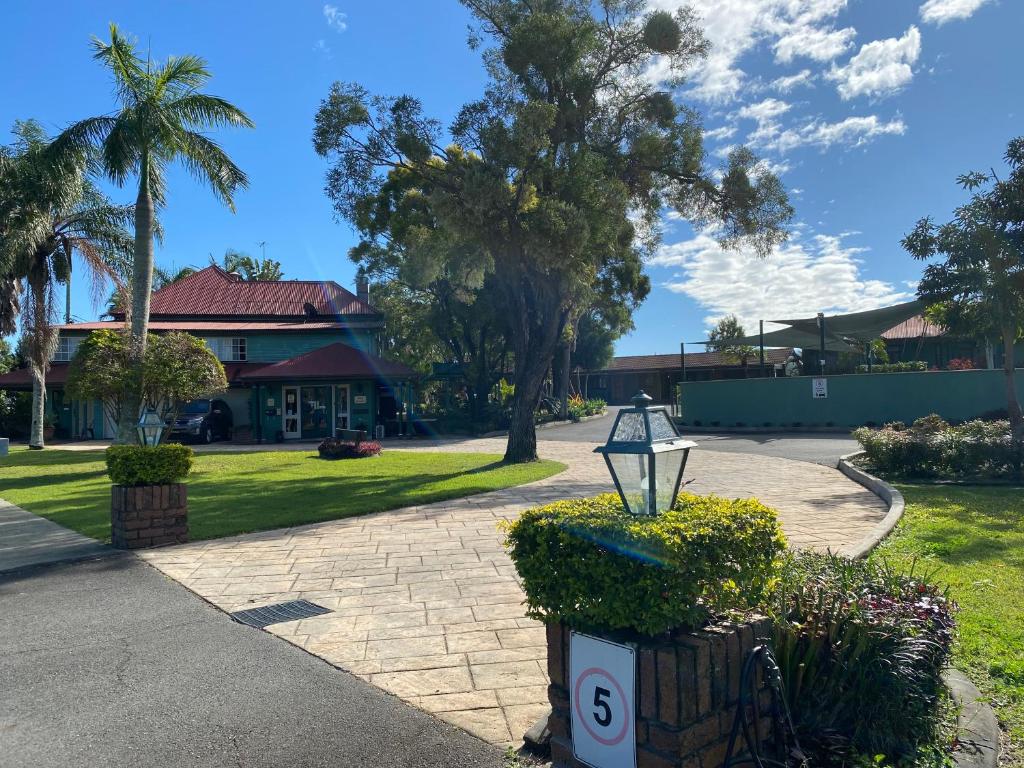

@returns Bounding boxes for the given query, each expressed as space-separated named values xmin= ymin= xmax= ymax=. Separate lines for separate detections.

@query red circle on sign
xmin=573 ymin=666 xmax=631 ymax=746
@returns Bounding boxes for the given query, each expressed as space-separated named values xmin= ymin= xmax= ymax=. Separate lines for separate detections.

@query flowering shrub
xmin=853 ymin=413 xmax=1019 ymax=478
xmin=566 ymin=394 xmax=606 ymax=422
xmin=317 ymin=438 xmax=382 ymax=459
xmin=946 ymin=357 xmax=976 ymax=370
xmin=504 ymin=492 xmax=786 ymax=635
xmin=770 ymin=553 xmax=955 ymax=761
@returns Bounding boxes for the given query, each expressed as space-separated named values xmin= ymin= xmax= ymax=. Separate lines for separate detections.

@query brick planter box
xmin=111 ymin=484 xmax=188 ymax=549
xmin=546 ymin=617 xmax=776 ymax=768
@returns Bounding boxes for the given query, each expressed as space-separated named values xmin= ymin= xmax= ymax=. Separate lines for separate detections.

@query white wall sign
xmin=570 ymin=631 xmax=636 ymax=768
xmin=354 ymin=395 xmax=368 ymax=405
xmin=812 ymin=378 xmax=828 ymax=399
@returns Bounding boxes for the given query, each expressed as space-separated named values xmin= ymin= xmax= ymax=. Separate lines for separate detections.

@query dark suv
xmin=168 ymin=399 xmax=233 ymax=444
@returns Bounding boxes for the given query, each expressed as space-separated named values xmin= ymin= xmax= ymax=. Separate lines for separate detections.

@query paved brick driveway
xmin=139 ymin=438 xmax=886 ymax=748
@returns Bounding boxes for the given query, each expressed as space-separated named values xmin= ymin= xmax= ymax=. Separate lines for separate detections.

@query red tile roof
xmin=596 ymin=348 xmax=795 ymax=373
xmin=239 ymin=342 xmax=417 ymax=381
xmin=57 ymin=320 xmax=355 ymax=333
xmin=0 ymin=364 xmax=69 ymax=389
xmin=112 ymin=266 xmax=378 ymax=319
xmin=881 ymin=315 xmax=946 ymax=340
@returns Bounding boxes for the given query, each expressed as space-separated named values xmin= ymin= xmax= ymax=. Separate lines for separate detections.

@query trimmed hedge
xmin=105 ymin=444 xmax=194 ymax=486
xmin=503 ymin=492 xmax=786 ymax=636
xmin=855 ymin=360 xmax=928 ymax=373
xmin=853 ymin=413 xmax=1020 ymax=479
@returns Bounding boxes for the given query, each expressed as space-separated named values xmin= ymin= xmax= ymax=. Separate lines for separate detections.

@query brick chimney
xmin=355 ymin=274 xmax=370 ymax=305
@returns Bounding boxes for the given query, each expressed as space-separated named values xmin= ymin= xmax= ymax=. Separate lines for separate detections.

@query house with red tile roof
xmin=0 ymin=266 xmax=418 ymax=441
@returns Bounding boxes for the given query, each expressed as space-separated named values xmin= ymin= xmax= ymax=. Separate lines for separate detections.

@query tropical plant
xmin=56 ymin=23 xmax=253 ymax=444
xmin=706 ymin=314 xmax=756 ymax=373
xmin=903 ymin=136 xmax=1024 ymax=443
xmin=0 ymin=119 xmax=131 ymax=448
xmin=312 ymin=0 xmax=792 ymax=463
xmin=214 ymin=248 xmax=284 ymax=281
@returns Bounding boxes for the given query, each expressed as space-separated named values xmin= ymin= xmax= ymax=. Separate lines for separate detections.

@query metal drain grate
xmin=230 ymin=600 xmax=332 ymax=629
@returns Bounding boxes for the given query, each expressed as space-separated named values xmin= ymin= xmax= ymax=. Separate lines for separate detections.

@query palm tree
xmin=56 ymin=24 xmax=253 ymax=443
xmin=0 ymin=120 xmax=132 ymax=448
xmin=215 ymin=248 xmax=284 ymax=281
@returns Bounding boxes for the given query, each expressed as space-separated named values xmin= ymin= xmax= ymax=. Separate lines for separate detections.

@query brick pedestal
xmin=111 ymin=484 xmax=188 ymax=549
xmin=546 ymin=617 xmax=775 ymax=768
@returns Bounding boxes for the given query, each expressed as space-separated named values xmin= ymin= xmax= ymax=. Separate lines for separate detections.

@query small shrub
xmin=856 ymin=361 xmax=928 ymax=373
xmin=105 ymin=444 xmax=194 ymax=486
xmin=503 ymin=493 xmax=786 ymax=636
xmin=317 ymin=438 xmax=382 ymax=459
xmin=854 ymin=413 xmax=1020 ymax=479
xmin=567 ymin=395 xmax=606 ymax=422
xmin=770 ymin=552 xmax=955 ymax=761
xmin=946 ymin=357 xmax=975 ymax=370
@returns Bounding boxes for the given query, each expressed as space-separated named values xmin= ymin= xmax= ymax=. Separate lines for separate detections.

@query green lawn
xmin=0 ymin=446 xmax=564 ymax=541
xmin=871 ymin=484 xmax=1024 ymax=766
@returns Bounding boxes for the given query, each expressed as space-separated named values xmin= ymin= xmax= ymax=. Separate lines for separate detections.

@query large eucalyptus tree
xmin=57 ymin=24 xmax=253 ymax=443
xmin=0 ymin=120 xmax=132 ymax=448
xmin=314 ymin=0 xmax=792 ymax=462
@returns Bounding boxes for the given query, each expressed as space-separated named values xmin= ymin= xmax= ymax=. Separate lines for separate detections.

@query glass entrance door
xmin=283 ymin=387 xmax=300 ymax=438
xmin=334 ymin=385 xmax=349 ymax=434
xmin=301 ymin=386 xmax=332 ymax=439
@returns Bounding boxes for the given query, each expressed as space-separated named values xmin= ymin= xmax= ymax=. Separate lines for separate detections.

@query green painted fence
xmin=678 ymin=369 xmax=1021 ymax=428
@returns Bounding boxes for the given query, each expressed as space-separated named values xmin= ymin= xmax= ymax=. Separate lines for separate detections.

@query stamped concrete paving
xmin=139 ymin=438 xmax=887 ymax=748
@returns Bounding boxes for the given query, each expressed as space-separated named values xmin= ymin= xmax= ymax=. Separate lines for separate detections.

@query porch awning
xmin=695 ymin=300 xmax=925 ymax=351
xmin=238 ymin=341 xmax=417 ymax=382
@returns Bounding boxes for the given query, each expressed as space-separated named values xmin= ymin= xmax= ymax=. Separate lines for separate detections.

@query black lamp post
xmin=594 ymin=391 xmax=697 ymax=516
xmin=137 ymin=408 xmax=165 ymax=448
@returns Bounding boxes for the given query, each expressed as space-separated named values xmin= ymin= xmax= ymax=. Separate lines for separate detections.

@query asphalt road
xmin=539 ymin=407 xmax=858 ymax=466
xmin=0 ymin=555 xmax=504 ymax=768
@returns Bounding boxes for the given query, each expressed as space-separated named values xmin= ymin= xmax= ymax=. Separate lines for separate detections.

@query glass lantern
xmin=137 ymin=408 xmax=165 ymax=448
xmin=594 ymin=391 xmax=696 ymax=516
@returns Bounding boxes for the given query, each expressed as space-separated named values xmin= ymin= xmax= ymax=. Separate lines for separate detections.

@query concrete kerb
xmin=837 ymin=453 xmax=1002 ymax=767
xmin=837 ymin=450 xmax=906 ymax=560
xmin=480 ymin=410 xmax=608 ymax=439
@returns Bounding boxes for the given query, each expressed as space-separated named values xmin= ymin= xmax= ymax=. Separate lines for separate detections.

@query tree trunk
xmin=557 ymin=337 xmax=573 ymax=417
xmin=505 ymin=362 xmax=547 ymax=463
xmin=1002 ymin=324 xmax=1024 ymax=441
xmin=115 ymin=154 xmax=155 ymax=445
xmin=29 ymin=371 xmax=45 ymax=449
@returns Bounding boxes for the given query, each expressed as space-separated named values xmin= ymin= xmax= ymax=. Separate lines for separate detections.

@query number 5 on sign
xmin=570 ymin=631 xmax=636 ymax=768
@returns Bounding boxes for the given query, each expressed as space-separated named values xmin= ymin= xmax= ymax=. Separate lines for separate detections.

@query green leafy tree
xmin=0 ymin=120 xmax=132 ymax=448
xmin=369 ymin=280 xmax=446 ymax=375
xmin=57 ymin=24 xmax=253 ymax=444
xmin=903 ymin=136 xmax=1024 ymax=440
xmin=67 ymin=329 xmax=226 ymax=441
xmin=313 ymin=0 xmax=791 ymax=461
xmin=215 ymin=248 xmax=284 ymax=281
xmin=706 ymin=314 xmax=756 ymax=374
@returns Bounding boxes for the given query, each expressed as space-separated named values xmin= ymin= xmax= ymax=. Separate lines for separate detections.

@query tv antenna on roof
xmin=257 ymin=241 xmax=267 ymax=259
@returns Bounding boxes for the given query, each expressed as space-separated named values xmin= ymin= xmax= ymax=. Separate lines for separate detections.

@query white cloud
xmin=774 ymin=25 xmax=855 ymax=64
xmin=647 ymin=0 xmax=853 ymax=103
xmin=313 ymin=39 xmax=332 ymax=58
xmin=828 ymin=26 xmax=922 ymax=100
xmin=649 ymin=230 xmax=912 ymax=332
xmin=737 ymin=97 xmax=791 ymax=122
xmin=757 ymin=114 xmax=907 ymax=153
xmin=704 ymin=125 xmax=737 ymax=141
xmin=919 ymin=0 xmax=993 ymax=25
xmin=323 ymin=4 xmax=348 ymax=33
xmin=771 ymin=69 xmax=815 ymax=93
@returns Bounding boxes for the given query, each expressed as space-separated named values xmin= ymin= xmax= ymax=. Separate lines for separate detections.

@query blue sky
xmin=2 ymin=0 xmax=1021 ymax=356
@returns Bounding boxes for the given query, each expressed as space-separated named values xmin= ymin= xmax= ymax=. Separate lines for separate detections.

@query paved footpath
xmin=139 ymin=437 xmax=887 ymax=748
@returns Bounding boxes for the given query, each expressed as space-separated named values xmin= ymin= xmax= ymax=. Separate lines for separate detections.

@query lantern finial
xmin=630 ymin=390 xmax=653 ymax=409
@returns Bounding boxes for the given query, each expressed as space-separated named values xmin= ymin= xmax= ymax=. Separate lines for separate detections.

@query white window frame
xmin=52 ymin=336 xmax=81 ymax=362
xmin=230 ymin=337 xmax=247 ymax=362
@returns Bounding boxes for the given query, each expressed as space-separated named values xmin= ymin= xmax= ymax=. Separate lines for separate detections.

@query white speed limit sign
xmin=570 ymin=631 xmax=636 ymax=768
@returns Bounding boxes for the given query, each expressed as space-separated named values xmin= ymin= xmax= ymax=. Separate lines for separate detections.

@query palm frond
xmin=91 ymin=23 xmax=146 ymax=104
xmin=155 ymin=55 xmax=210 ymax=96
xmin=178 ymin=131 xmax=249 ymax=211
xmin=165 ymin=93 xmax=254 ymax=130
xmin=100 ymin=110 xmax=143 ymax=186
xmin=52 ymin=116 xmax=118 ymax=165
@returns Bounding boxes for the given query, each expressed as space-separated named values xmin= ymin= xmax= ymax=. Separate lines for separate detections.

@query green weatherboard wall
xmin=679 ymin=369 xmax=1022 ymax=427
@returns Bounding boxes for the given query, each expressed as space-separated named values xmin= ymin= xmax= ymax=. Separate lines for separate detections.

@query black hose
xmin=723 ymin=645 xmax=807 ymax=768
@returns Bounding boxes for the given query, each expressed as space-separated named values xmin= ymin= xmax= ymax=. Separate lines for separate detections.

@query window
xmin=230 ymin=338 xmax=246 ymax=362
xmin=52 ymin=336 xmax=81 ymax=362
xmin=201 ymin=337 xmax=246 ymax=361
